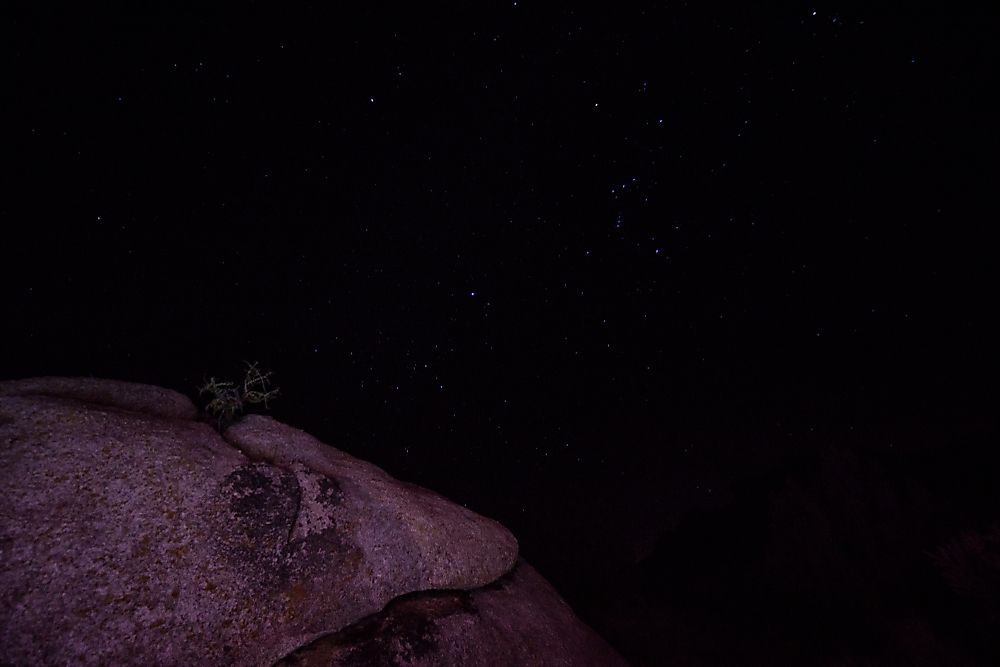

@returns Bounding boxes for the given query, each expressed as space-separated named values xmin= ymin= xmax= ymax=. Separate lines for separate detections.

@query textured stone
xmin=276 ymin=559 xmax=630 ymax=666
xmin=0 ymin=377 xmax=517 ymax=666
xmin=224 ymin=415 xmax=520 ymax=592
xmin=0 ymin=376 xmax=198 ymax=420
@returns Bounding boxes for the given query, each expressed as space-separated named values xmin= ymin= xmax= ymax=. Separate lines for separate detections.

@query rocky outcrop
xmin=0 ymin=376 xmax=198 ymax=420
xmin=276 ymin=559 xmax=628 ymax=666
xmin=0 ymin=377 xmax=625 ymax=666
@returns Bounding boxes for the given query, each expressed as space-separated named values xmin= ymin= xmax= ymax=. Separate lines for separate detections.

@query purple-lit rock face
xmin=0 ymin=377 xmax=519 ymax=665
xmin=0 ymin=377 xmax=626 ymax=666
xmin=277 ymin=559 xmax=629 ymax=667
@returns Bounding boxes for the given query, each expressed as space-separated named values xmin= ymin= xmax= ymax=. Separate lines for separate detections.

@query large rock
xmin=0 ymin=377 xmax=626 ymax=666
xmin=0 ymin=376 xmax=198 ymax=420
xmin=276 ymin=559 xmax=629 ymax=666
xmin=0 ymin=377 xmax=516 ymax=665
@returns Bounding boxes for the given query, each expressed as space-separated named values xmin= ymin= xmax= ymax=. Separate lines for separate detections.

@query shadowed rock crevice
xmin=273 ymin=560 xmax=628 ymax=667
xmin=275 ymin=589 xmax=477 ymax=667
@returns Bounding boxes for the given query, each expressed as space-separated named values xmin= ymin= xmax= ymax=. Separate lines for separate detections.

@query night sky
xmin=4 ymin=3 xmax=998 ymax=664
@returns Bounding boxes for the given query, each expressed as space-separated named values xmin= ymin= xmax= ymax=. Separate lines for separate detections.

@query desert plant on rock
xmin=197 ymin=361 xmax=280 ymax=430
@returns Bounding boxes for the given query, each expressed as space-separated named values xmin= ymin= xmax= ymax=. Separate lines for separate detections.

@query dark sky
xmin=3 ymin=3 xmax=997 ymax=660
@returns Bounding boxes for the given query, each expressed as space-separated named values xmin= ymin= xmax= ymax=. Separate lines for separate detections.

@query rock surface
xmin=276 ymin=559 xmax=629 ymax=666
xmin=0 ymin=376 xmax=198 ymax=420
xmin=0 ymin=377 xmax=625 ymax=666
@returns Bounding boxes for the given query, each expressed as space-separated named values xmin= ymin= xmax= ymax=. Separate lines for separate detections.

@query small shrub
xmin=198 ymin=361 xmax=280 ymax=430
